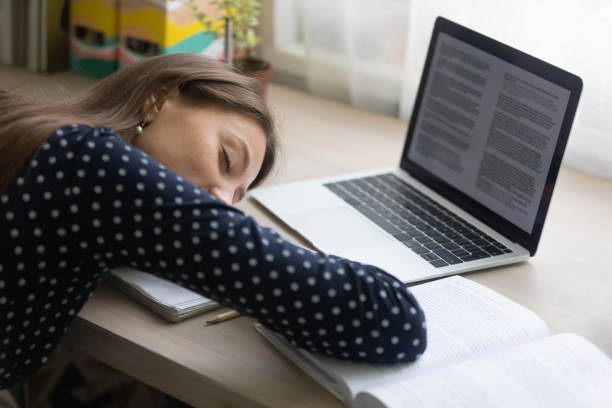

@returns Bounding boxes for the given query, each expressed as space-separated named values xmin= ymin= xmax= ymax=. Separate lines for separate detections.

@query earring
xmin=135 ymin=115 xmax=149 ymax=135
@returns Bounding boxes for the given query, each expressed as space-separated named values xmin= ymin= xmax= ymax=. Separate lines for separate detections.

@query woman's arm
xmin=50 ymin=124 xmax=428 ymax=363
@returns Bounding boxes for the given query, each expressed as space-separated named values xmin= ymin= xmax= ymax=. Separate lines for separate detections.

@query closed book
xmin=109 ymin=266 xmax=220 ymax=322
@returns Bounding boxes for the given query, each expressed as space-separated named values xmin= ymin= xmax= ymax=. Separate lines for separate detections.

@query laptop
xmin=251 ymin=17 xmax=582 ymax=284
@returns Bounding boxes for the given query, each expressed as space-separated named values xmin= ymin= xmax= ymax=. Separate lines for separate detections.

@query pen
xmin=205 ymin=309 xmax=240 ymax=326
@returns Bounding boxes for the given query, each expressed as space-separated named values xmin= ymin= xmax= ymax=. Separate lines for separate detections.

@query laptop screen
xmin=401 ymin=17 xmax=582 ymax=255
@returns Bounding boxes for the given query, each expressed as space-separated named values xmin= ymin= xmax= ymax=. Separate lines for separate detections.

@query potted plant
xmin=188 ymin=0 xmax=271 ymax=94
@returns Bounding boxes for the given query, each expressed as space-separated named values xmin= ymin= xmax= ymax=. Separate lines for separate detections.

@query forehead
xmin=177 ymin=102 xmax=267 ymax=176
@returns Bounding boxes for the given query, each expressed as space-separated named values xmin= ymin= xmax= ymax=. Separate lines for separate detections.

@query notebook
xmin=109 ymin=267 xmax=220 ymax=322
xmin=255 ymin=276 xmax=612 ymax=407
xmin=251 ymin=17 xmax=583 ymax=284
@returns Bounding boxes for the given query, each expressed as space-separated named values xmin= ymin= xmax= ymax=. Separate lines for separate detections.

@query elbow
xmin=396 ymin=303 xmax=427 ymax=363
xmin=367 ymin=305 xmax=428 ymax=364
xmin=362 ymin=281 xmax=428 ymax=364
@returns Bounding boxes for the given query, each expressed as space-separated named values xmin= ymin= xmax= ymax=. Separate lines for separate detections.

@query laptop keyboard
xmin=324 ymin=173 xmax=512 ymax=268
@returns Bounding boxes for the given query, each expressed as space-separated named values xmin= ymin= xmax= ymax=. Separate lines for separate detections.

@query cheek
xmin=173 ymin=142 xmax=221 ymax=188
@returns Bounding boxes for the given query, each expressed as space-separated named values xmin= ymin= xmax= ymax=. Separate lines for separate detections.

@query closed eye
xmin=221 ymin=146 xmax=232 ymax=173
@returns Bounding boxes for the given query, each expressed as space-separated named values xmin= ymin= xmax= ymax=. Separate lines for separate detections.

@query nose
xmin=208 ymin=186 xmax=233 ymax=206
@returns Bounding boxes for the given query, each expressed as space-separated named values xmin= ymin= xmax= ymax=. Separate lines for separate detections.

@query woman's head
xmin=133 ymin=91 xmax=267 ymax=205
xmin=0 ymin=53 xmax=278 ymax=201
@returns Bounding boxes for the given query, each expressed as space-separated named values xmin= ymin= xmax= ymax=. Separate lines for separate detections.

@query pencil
xmin=205 ymin=310 xmax=240 ymax=326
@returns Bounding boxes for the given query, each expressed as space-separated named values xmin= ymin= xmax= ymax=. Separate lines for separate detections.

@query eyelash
xmin=222 ymin=146 xmax=232 ymax=173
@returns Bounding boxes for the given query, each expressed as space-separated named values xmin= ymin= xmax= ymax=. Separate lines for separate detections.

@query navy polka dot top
xmin=0 ymin=124 xmax=427 ymax=388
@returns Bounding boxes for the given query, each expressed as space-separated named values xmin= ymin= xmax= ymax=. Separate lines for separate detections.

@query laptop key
xmin=411 ymin=246 xmax=430 ymax=255
xmin=421 ymin=253 xmax=439 ymax=261
xmin=430 ymin=259 xmax=449 ymax=268
xmin=441 ymin=242 xmax=460 ymax=251
xmin=402 ymin=240 xmax=422 ymax=249
xmin=462 ymin=244 xmax=479 ymax=253
xmin=415 ymin=235 xmax=433 ymax=244
xmin=432 ymin=248 xmax=463 ymax=264
xmin=481 ymin=245 xmax=503 ymax=255
xmin=451 ymin=249 xmax=470 ymax=257
xmin=454 ymin=237 xmax=470 ymax=246
xmin=424 ymin=242 xmax=442 ymax=251
xmin=393 ymin=232 xmax=413 ymax=241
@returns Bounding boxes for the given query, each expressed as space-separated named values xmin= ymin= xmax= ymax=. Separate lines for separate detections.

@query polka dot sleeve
xmin=0 ymin=124 xmax=426 ymax=388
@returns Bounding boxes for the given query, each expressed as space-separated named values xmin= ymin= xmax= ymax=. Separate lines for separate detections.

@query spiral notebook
xmin=109 ymin=266 xmax=220 ymax=322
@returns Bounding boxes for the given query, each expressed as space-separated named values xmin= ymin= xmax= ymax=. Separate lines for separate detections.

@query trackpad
xmin=287 ymin=207 xmax=394 ymax=252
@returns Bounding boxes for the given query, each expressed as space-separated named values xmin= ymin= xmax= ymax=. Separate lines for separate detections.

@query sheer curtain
xmin=301 ymin=0 xmax=410 ymax=115
xmin=272 ymin=0 xmax=612 ymax=179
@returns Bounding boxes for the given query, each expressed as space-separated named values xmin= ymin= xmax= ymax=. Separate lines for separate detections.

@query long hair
xmin=0 ymin=53 xmax=278 ymax=196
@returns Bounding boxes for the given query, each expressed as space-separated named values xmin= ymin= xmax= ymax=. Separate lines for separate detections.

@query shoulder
xmin=30 ymin=123 xmax=162 ymax=187
xmin=44 ymin=123 xmax=122 ymax=150
xmin=38 ymin=123 xmax=148 ymax=169
xmin=38 ymin=124 xmax=200 ymax=201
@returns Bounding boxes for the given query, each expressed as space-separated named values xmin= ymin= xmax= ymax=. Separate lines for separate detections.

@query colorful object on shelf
xmin=118 ymin=0 xmax=225 ymax=67
xmin=69 ymin=0 xmax=119 ymax=78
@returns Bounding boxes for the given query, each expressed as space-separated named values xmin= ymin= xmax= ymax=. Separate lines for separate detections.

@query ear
xmin=143 ymin=93 xmax=163 ymax=117
xmin=142 ymin=87 xmax=177 ymax=122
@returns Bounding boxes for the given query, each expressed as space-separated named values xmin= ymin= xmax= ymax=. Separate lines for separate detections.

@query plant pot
xmin=234 ymin=57 xmax=271 ymax=96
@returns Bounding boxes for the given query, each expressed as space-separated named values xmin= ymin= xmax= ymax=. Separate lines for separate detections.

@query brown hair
xmin=0 ymin=53 xmax=278 ymax=196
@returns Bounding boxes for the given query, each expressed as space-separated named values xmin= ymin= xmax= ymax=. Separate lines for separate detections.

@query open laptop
xmin=251 ymin=17 xmax=582 ymax=284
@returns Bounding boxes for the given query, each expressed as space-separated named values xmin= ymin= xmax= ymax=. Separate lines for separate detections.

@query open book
xmin=255 ymin=276 xmax=612 ymax=407
xmin=109 ymin=267 xmax=220 ymax=322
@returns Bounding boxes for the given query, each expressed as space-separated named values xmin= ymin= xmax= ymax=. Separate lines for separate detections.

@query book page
xmin=355 ymin=333 xmax=612 ymax=408
xmin=257 ymin=276 xmax=549 ymax=402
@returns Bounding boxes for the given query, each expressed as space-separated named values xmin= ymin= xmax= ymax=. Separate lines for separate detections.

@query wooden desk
xmin=3 ymin=68 xmax=612 ymax=407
